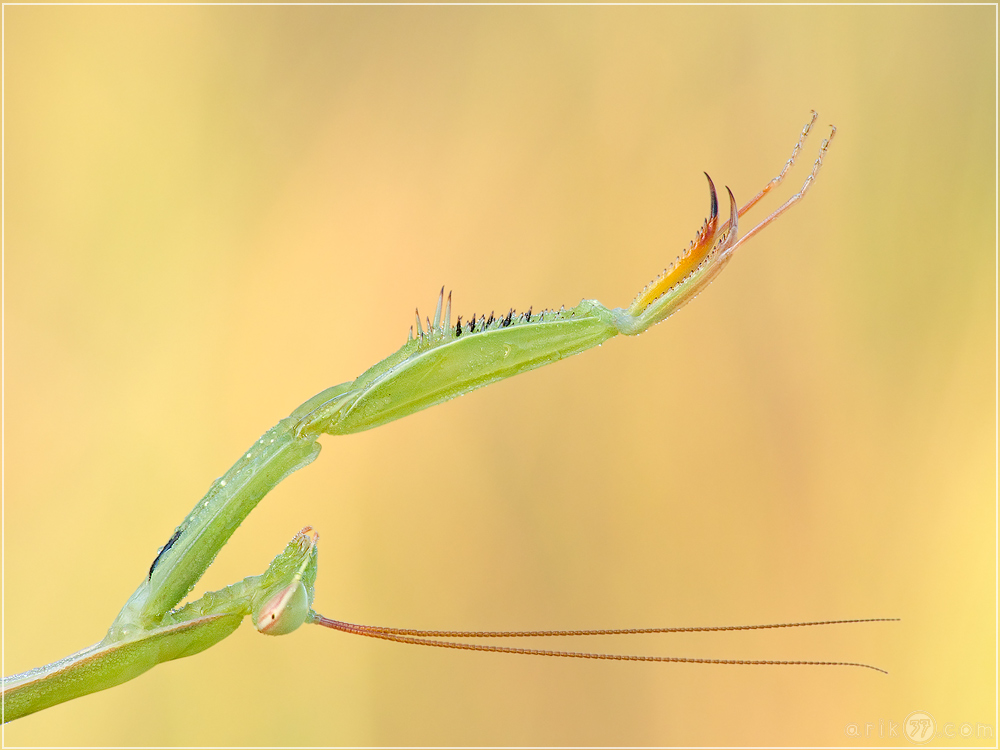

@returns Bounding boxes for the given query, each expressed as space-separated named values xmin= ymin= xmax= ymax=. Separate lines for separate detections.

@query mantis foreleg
xmin=4 ymin=113 xmax=886 ymax=726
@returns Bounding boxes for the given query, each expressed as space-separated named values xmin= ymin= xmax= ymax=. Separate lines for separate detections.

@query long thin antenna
xmin=311 ymin=615 xmax=896 ymax=674
xmin=316 ymin=616 xmax=897 ymax=639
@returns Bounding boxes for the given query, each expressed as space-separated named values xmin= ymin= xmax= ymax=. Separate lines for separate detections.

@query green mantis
xmin=2 ymin=112 xmax=892 ymax=724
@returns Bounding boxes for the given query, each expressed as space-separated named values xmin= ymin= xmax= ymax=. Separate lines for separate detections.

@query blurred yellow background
xmin=4 ymin=5 xmax=993 ymax=747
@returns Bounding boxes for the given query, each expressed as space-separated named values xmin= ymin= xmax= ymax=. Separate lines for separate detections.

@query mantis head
xmin=252 ymin=527 xmax=319 ymax=636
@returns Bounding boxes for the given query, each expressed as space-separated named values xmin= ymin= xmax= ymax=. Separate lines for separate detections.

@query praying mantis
xmin=2 ymin=112 xmax=895 ymax=724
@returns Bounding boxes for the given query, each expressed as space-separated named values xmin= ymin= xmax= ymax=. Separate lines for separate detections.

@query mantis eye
xmin=253 ymin=581 xmax=309 ymax=636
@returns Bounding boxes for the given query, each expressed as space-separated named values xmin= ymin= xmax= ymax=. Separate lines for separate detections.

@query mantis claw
xmin=617 ymin=113 xmax=832 ymax=335
xmin=724 ymin=185 xmax=739 ymax=246
xmin=705 ymin=172 xmax=719 ymax=222
xmin=617 ymin=175 xmax=739 ymax=334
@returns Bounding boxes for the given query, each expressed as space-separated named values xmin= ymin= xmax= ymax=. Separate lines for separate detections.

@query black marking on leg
xmin=455 ymin=316 xmax=462 ymax=337
xmin=526 ymin=306 xmax=532 ymax=323
xmin=486 ymin=311 xmax=495 ymax=327
xmin=149 ymin=529 xmax=183 ymax=579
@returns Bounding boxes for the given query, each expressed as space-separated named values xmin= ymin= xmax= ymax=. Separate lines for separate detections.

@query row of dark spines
xmin=452 ymin=306 xmax=536 ymax=337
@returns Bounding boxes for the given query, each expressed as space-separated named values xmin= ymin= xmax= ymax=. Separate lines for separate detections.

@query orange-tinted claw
xmin=620 ymin=113 xmax=833 ymax=335
xmin=628 ymin=174 xmax=725 ymax=317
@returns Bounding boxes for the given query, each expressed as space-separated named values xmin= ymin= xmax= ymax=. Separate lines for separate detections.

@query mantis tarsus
xmin=2 ymin=112 xmax=895 ymax=724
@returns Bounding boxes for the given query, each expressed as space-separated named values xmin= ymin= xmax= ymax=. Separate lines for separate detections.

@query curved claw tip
xmin=725 ymin=186 xmax=739 ymax=239
xmin=704 ymin=172 xmax=719 ymax=221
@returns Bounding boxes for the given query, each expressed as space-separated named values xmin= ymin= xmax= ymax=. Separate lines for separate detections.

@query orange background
xmin=4 ymin=5 xmax=994 ymax=746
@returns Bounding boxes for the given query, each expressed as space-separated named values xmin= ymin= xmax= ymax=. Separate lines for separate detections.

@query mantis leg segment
xmin=110 ymin=420 xmax=322 ymax=636
xmin=3 ymin=528 xmax=319 ymax=722
xmin=733 ymin=109 xmax=820 ymax=219
xmin=3 ymin=616 xmax=245 ymax=722
xmin=728 ymin=125 xmax=837 ymax=254
xmin=292 ymin=116 xmax=835 ymax=438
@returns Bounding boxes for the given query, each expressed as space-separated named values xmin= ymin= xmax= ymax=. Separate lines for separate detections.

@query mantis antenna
xmin=312 ymin=615 xmax=896 ymax=673
xmin=3 ymin=113 xmax=894 ymax=725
